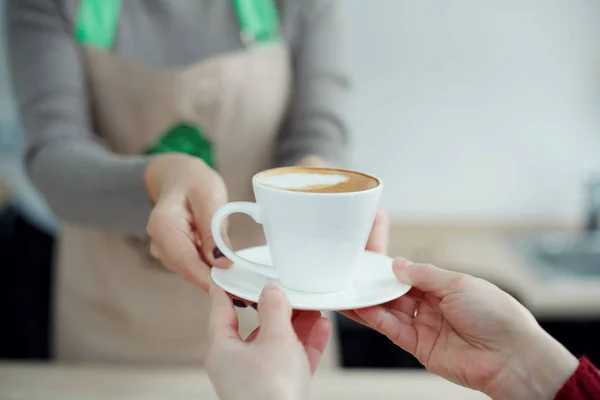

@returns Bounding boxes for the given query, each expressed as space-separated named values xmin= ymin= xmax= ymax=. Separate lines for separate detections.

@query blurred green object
xmin=75 ymin=0 xmax=121 ymax=49
xmin=145 ymin=124 xmax=213 ymax=167
xmin=233 ymin=0 xmax=281 ymax=45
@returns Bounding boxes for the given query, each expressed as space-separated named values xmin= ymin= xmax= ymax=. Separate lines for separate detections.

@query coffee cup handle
xmin=211 ymin=202 xmax=278 ymax=279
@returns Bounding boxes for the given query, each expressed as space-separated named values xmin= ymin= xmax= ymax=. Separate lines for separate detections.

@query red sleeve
xmin=555 ymin=357 xmax=600 ymax=400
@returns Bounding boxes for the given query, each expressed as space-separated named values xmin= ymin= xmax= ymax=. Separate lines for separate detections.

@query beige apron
xmin=54 ymin=43 xmax=338 ymax=366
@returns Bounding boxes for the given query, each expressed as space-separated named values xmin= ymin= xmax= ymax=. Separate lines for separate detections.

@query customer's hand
xmin=355 ymin=259 xmax=578 ymax=400
xmin=144 ymin=154 xmax=232 ymax=291
xmin=206 ymin=284 xmax=332 ymax=400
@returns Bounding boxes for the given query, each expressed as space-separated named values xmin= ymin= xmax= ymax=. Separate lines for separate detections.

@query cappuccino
xmin=212 ymin=165 xmax=383 ymax=293
xmin=256 ymin=167 xmax=379 ymax=193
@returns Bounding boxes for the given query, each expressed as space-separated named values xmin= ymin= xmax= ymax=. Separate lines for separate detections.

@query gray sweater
xmin=6 ymin=0 xmax=349 ymax=237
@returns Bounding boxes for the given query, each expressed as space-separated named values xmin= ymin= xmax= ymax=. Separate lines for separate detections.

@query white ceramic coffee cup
xmin=211 ymin=168 xmax=382 ymax=293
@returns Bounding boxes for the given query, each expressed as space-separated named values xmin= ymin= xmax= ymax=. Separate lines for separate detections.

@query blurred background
xmin=339 ymin=0 xmax=600 ymax=369
xmin=2 ymin=0 xmax=600 ymax=374
xmin=0 ymin=0 xmax=57 ymax=361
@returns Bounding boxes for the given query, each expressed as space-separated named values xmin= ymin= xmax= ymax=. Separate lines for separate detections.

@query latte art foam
xmin=257 ymin=172 xmax=349 ymax=190
xmin=256 ymin=167 xmax=379 ymax=193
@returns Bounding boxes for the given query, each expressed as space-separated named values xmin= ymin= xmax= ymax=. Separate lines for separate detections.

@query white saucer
xmin=211 ymin=246 xmax=411 ymax=311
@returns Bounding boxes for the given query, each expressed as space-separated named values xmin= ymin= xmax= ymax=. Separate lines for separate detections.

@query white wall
xmin=347 ymin=0 xmax=600 ymax=222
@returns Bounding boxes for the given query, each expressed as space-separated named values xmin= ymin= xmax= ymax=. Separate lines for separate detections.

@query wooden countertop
xmin=0 ymin=363 xmax=488 ymax=399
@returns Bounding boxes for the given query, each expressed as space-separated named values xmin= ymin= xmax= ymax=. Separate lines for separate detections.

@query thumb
xmin=208 ymin=283 xmax=240 ymax=342
xmin=256 ymin=285 xmax=294 ymax=341
xmin=199 ymin=220 xmax=233 ymax=270
xmin=187 ymin=181 xmax=233 ymax=269
xmin=393 ymin=258 xmax=465 ymax=298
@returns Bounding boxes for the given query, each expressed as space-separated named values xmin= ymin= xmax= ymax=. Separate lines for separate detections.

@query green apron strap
xmin=75 ymin=0 xmax=280 ymax=48
xmin=233 ymin=0 xmax=281 ymax=47
xmin=75 ymin=0 xmax=122 ymax=48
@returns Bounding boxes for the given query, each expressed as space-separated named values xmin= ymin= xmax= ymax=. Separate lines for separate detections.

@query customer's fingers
xmin=349 ymin=290 xmax=425 ymax=333
xmin=256 ymin=285 xmax=294 ymax=342
xmin=365 ymin=206 xmax=390 ymax=255
xmin=355 ymin=305 xmax=418 ymax=356
xmin=208 ymin=283 xmax=241 ymax=342
xmin=245 ymin=310 xmax=307 ymax=343
xmin=291 ymin=311 xmax=323 ymax=344
xmin=393 ymin=258 xmax=465 ymax=298
xmin=383 ymin=292 xmax=421 ymax=317
xmin=338 ymin=310 xmax=369 ymax=327
xmin=147 ymin=197 xmax=211 ymax=291
xmin=244 ymin=326 xmax=260 ymax=343
xmin=304 ymin=317 xmax=333 ymax=375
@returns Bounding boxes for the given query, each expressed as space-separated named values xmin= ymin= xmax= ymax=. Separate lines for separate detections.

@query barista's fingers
xmin=187 ymin=182 xmax=233 ymax=269
xmin=149 ymin=242 xmax=162 ymax=261
xmin=148 ymin=198 xmax=212 ymax=291
xmin=199 ymin=228 xmax=234 ymax=269
xmin=366 ymin=207 xmax=390 ymax=255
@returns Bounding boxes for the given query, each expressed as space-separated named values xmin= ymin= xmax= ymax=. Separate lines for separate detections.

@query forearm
xmin=276 ymin=0 xmax=350 ymax=169
xmin=28 ymin=141 xmax=152 ymax=237
xmin=8 ymin=0 xmax=155 ymax=237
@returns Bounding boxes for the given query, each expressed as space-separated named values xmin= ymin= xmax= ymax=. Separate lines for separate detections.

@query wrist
xmin=525 ymin=332 xmax=578 ymax=399
xmin=486 ymin=328 xmax=578 ymax=400
xmin=144 ymin=153 xmax=205 ymax=203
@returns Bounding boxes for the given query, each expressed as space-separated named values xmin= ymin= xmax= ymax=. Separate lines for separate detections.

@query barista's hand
xmin=354 ymin=259 xmax=578 ymax=400
xmin=144 ymin=154 xmax=232 ymax=291
xmin=366 ymin=206 xmax=389 ymax=254
xmin=207 ymin=284 xmax=332 ymax=400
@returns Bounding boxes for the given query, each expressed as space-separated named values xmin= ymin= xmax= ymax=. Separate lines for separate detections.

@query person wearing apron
xmin=7 ymin=0 xmax=389 ymax=364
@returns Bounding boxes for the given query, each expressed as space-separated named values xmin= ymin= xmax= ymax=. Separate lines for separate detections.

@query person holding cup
xmin=206 ymin=260 xmax=600 ymax=400
xmin=8 ymin=0 xmax=389 ymax=364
